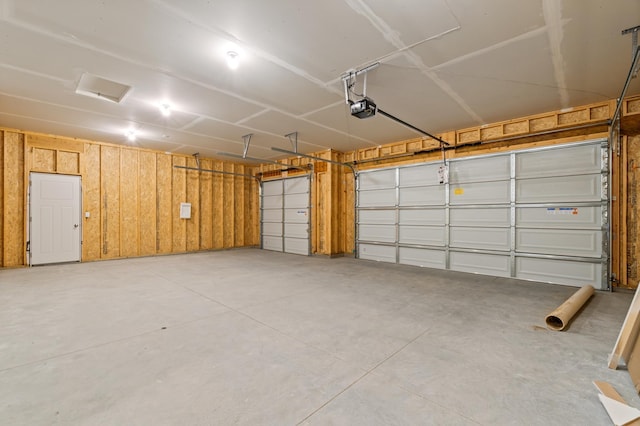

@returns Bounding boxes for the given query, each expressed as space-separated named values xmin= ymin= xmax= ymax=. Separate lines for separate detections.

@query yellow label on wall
xmin=454 ymin=188 xmax=464 ymax=195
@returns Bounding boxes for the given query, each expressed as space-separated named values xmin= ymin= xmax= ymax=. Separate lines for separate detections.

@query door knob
xmin=74 ymin=224 xmax=79 ymax=228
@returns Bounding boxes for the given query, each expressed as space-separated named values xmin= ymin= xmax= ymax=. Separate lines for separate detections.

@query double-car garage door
xmin=357 ymin=140 xmax=608 ymax=289
xmin=261 ymin=175 xmax=311 ymax=256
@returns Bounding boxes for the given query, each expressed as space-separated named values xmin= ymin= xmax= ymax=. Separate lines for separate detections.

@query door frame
xmin=28 ymin=172 xmax=83 ymax=266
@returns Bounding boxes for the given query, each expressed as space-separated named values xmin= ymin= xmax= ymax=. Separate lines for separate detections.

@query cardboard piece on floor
xmin=609 ymin=289 xmax=640 ymax=369
xmin=598 ymin=394 xmax=640 ymax=426
xmin=594 ymin=381 xmax=627 ymax=404
xmin=594 ymin=381 xmax=640 ymax=426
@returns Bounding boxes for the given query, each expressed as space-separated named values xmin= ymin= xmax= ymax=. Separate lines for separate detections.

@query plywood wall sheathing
xmin=627 ymin=136 xmax=640 ymax=288
xmin=212 ymin=161 xmax=224 ymax=249
xmin=119 ymin=149 xmax=140 ymax=258
xmin=199 ymin=158 xmax=213 ymax=250
xmin=82 ymin=143 xmax=101 ymax=260
xmin=57 ymin=151 xmax=80 ymax=174
xmin=100 ymin=145 xmax=120 ymax=258
xmin=234 ymin=164 xmax=245 ymax=247
xmin=185 ymin=156 xmax=200 ymax=252
xmin=171 ymin=156 xmax=187 ymax=252
xmin=138 ymin=151 xmax=157 ymax=256
xmin=32 ymin=147 xmax=55 ymax=172
xmin=2 ymin=132 xmax=25 ymax=266
xmin=155 ymin=153 xmax=172 ymax=254
xmin=0 ymin=131 xmax=4 ymax=266
xmin=223 ymin=162 xmax=234 ymax=248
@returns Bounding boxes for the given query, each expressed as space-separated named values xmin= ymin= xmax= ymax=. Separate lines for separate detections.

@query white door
xmin=30 ymin=173 xmax=82 ymax=265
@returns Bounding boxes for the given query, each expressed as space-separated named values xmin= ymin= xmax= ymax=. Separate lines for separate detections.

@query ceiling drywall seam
xmin=344 ymin=0 xmax=484 ymax=124
xmin=431 ymin=26 xmax=548 ymax=71
xmin=1 ymin=16 xmax=375 ymax=150
xmin=542 ymin=0 xmax=570 ymax=108
xmin=149 ymin=0 xmax=341 ymax=95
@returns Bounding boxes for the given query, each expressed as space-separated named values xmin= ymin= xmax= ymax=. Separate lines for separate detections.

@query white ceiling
xmin=0 ymin=0 xmax=639 ymax=161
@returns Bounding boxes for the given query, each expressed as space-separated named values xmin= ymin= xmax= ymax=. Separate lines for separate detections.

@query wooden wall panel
xmin=223 ymin=162 xmax=234 ymax=248
xmin=0 ymin=131 xmax=4 ymax=266
xmin=156 ymin=153 xmax=172 ymax=254
xmin=199 ymin=159 xmax=213 ymax=250
xmin=3 ymin=132 xmax=25 ymax=266
xmin=57 ymin=151 xmax=80 ymax=174
xmin=100 ymin=145 xmax=120 ymax=258
xmin=138 ymin=151 xmax=157 ymax=256
xmin=82 ymin=143 xmax=102 ymax=261
xmin=172 ymin=156 xmax=187 ymax=252
xmin=185 ymin=157 xmax=200 ymax=252
xmin=119 ymin=149 xmax=139 ymax=257
xmin=212 ymin=161 xmax=224 ymax=249
xmin=234 ymin=164 xmax=245 ymax=247
xmin=628 ymin=136 xmax=640 ymax=287
xmin=32 ymin=148 xmax=55 ymax=172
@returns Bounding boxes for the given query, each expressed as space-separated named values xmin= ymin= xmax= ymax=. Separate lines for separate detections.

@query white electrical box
xmin=180 ymin=203 xmax=191 ymax=219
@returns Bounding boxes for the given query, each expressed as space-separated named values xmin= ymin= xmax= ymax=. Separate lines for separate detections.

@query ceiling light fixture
xmin=226 ymin=50 xmax=239 ymax=70
xmin=125 ymin=129 xmax=137 ymax=142
xmin=159 ymin=103 xmax=172 ymax=117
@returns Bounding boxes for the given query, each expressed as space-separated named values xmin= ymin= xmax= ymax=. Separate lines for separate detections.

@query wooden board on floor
xmin=609 ymin=289 xmax=640 ymax=369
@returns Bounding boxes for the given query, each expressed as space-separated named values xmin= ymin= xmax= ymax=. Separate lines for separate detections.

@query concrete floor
xmin=0 ymin=248 xmax=636 ymax=425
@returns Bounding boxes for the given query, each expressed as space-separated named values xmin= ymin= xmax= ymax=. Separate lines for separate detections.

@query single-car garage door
xmin=356 ymin=139 xmax=608 ymax=289
xmin=261 ymin=175 xmax=311 ymax=256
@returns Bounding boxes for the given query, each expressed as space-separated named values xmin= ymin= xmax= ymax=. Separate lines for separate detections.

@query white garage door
xmin=356 ymin=139 xmax=608 ymax=289
xmin=261 ymin=175 xmax=311 ymax=256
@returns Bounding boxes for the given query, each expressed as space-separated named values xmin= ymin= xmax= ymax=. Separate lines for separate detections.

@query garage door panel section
xmin=515 ymin=257 xmax=602 ymax=288
xmin=450 ymin=252 xmax=511 ymax=277
xmin=263 ymin=194 xmax=283 ymax=209
xmin=359 ymin=188 xmax=396 ymax=207
xmin=263 ymin=236 xmax=283 ymax=251
xmin=450 ymin=207 xmax=510 ymax=227
xmin=450 ymin=180 xmax=510 ymax=205
xmin=399 ymin=209 xmax=445 ymax=226
xmin=516 ymin=206 xmax=601 ymax=229
xmin=450 ymin=227 xmax=510 ymax=251
xmin=516 ymin=174 xmax=602 ymax=203
xmin=399 ymin=164 xmax=441 ymax=187
xmin=262 ymin=222 xmax=282 ymax=237
xmin=360 ymin=209 xmax=396 ymax=225
xmin=359 ymin=244 xmax=395 ymax=263
xmin=359 ymin=169 xmax=396 ymax=190
xmin=399 ymin=247 xmax=446 ymax=269
xmin=284 ymin=208 xmax=309 ymax=223
xmin=516 ymin=143 xmax=601 ymax=179
xmin=359 ymin=224 xmax=396 ymax=243
xmin=399 ymin=186 xmax=445 ymax=206
xmin=399 ymin=225 xmax=446 ymax=246
xmin=450 ymin=155 xmax=510 ymax=183
xmin=285 ymin=237 xmax=309 ymax=256
xmin=262 ymin=209 xmax=283 ymax=223
xmin=516 ymin=228 xmax=601 ymax=258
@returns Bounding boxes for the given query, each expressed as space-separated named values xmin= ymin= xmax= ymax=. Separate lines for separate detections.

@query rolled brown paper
xmin=545 ymin=285 xmax=595 ymax=331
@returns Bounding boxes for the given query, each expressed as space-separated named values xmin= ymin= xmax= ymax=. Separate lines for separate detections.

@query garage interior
xmin=2 ymin=1 xmax=640 ymax=424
